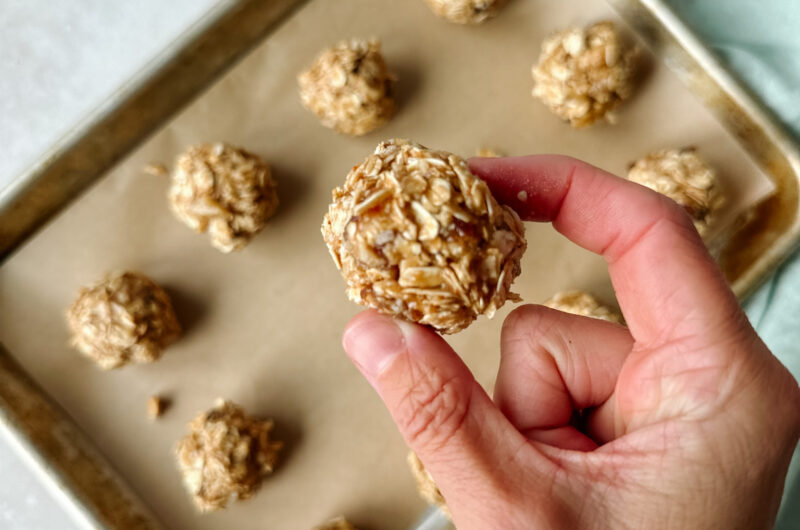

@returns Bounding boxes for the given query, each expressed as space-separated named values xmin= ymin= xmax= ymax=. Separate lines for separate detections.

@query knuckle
xmin=396 ymin=365 xmax=471 ymax=450
xmin=652 ymin=192 xmax=700 ymax=236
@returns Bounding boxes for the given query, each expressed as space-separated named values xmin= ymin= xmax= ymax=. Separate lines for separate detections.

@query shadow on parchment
xmin=269 ymin=162 xmax=312 ymax=225
xmin=392 ymin=61 xmax=423 ymax=117
xmin=163 ymin=285 xmax=208 ymax=340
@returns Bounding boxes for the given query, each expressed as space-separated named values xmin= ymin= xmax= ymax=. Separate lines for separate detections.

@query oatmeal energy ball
xmin=298 ymin=38 xmax=395 ymax=136
xmin=544 ymin=290 xmax=622 ymax=324
xmin=424 ymin=0 xmax=508 ymax=24
xmin=175 ymin=400 xmax=283 ymax=512
xmin=168 ymin=143 xmax=279 ymax=253
xmin=322 ymin=139 xmax=527 ymax=334
xmin=627 ymin=147 xmax=723 ymax=238
xmin=407 ymin=452 xmax=451 ymax=518
xmin=532 ymin=21 xmax=637 ymax=128
xmin=66 ymin=271 xmax=181 ymax=369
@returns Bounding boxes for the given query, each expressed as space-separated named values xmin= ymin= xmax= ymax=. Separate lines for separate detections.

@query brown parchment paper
xmin=0 ymin=0 xmax=775 ymax=528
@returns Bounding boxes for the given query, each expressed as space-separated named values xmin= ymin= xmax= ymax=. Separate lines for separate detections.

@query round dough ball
xmin=627 ymin=147 xmax=723 ymax=237
xmin=322 ymin=139 xmax=526 ymax=334
xmin=175 ymin=400 xmax=283 ymax=512
xmin=532 ymin=21 xmax=637 ymax=128
xmin=543 ymin=290 xmax=622 ymax=324
xmin=407 ymin=452 xmax=451 ymax=518
xmin=66 ymin=271 xmax=181 ymax=369
xmin=168 ymin=143 xmax=278 ymax=253
xmin=423 ymin=0 xmax=508 ymax=24
xmin=298 ymin=38 xmax=395 ymax=136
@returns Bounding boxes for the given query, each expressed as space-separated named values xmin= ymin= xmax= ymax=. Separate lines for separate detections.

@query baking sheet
xmin=0 ymin=0 xmax=775 ymax=528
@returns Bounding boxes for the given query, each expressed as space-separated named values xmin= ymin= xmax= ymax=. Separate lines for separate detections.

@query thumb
xmin=342 ymin=310 xmax=552 ymax=520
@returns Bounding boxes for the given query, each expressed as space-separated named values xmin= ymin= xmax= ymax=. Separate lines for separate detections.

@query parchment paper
xmin=0 ymin=0 xmax=775 ymax=528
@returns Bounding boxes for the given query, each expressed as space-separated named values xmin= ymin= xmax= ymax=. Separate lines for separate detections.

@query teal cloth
xmin=667 ymin=2 xmax=800 ymax=527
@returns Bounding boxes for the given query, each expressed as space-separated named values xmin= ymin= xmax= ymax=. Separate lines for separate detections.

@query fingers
xmin=522 ymin=426 xmax=599 ymax=452
xmin=343 ymin=310 xmax=554 ymax=517
xmin=469 ymin=155 xmax=744 ymax=348
xmin=495 ymin=304 xmax=633 ymax=448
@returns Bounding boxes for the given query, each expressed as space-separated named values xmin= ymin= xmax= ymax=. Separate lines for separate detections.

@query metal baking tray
xmin=1 ymin=0 xmax=798 ymax=528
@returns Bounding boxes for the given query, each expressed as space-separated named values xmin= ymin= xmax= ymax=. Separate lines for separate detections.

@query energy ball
xmin=168 ymin=143 xmax=278 ymax=253
xmin=532 ymin=21 xmax=637 ymax=128
xmin=298 ymin=38 xmax=395 ymax=136
xmin=543 ymin=290 xmax=622 ymax=324
xmin=627 ymin=147 xmax=723 ymax=238
xmin=322 ymin=139 xmax=527 ymax=334
xmin=407 ymin=452 xmax=451 ymax=518
xmin=66 ymin=271 xmax=181 ymax=369
xmin=314 ymin=516 xmax=359 ymax=530
xmin=175 ymin=400 xmax=283 ymax=512
xmin=423 ymin=0 xmax=508 ymax=24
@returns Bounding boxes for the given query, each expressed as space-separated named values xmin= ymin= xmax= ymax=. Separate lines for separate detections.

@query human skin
xmin=341 ymin=155 xmax=800 ymax=529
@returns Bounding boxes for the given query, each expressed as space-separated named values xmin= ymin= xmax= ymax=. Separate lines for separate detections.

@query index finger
xmin=469 ymin=155 xmax=743 ymax=346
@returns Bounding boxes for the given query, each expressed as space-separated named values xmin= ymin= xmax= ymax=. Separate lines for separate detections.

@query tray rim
xmin=2 ymin=1 xmax=799 ymax=529
xmin=0 ymin=1 xmax=312 ymax=529
xmin=609 ymin=0 xmax=800 ymax=299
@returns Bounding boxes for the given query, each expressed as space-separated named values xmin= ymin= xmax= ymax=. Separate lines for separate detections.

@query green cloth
xmin=667 ymin=2 xmax=800 ymax=527
xmin=747 ymin=251 xmax=800 ymax=529
xmin=667 ymin=1 xmax=800 ymax=142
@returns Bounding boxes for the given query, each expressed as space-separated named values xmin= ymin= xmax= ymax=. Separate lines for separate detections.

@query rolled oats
xmin=543 ymin=290 xmax=622 ymax=324
xmin=322 ymin=139 xmax=527 ymax=334
xmin=627 ymin=147 xmax=723 ymax=237
xmin=66 ymin=271 xmax=181 ymax=369
xmin=313 ymin=516 xmax=358 ymax=530
xmin=532 ymin=21 xmax=637 ymax=128
xmin=424 ymin=0 xmax=508 ymax=24
xmin=407 ymin=451 xmax=451 ymax=518
xmin=298 ymin=38 xmax=395 ymax=136
xmin=168 ymin=143 xmax=278 ymax=253
xmin=175 ymin=399 xmax=283 ymax=512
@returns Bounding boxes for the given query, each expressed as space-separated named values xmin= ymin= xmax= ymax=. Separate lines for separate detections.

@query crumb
xmin=532 ymin=21 xmax=638 ymax=128
xmin=175 ymin=399 xmax=283 ymax=512
xmin=147 ymin=396 xmax=167 ymax=419
xmin=627 ymin=147 xmax=723 ymax=238
xmin=543 ymin=290 xmax=622 ymax=323
xmin=168 ymin=143 xmax=279 ymax=252
xmin=517 ymin=190 xmax=528 ymax=202
xmin=475 ymin=147 xmax=503 ymax=158
xmin=66 ymin=271 xmax=181 ymax=369
xmin=424 ymin=0 xmax=508 ymax=24
xmin=298 ymin=38 xmax=395 ymax=136
xmin=144 ymin=163 xmax=167 ymax=176
xmin=322 ymin=139 xmax=527 ymax=334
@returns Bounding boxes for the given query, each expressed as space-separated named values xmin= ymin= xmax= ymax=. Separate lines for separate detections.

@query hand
xmin=341 ymin=155 xmax=800 ymax=529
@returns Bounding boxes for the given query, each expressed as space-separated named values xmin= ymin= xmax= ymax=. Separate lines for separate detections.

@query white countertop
xmin=0 ymin=0 xmax=226 ymax=193
xmin=0 ymin=1 xmax=224 ymax=527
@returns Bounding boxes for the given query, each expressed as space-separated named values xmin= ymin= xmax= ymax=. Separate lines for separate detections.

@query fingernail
xmin=343 ymin=315 xmax=406 ymax=379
